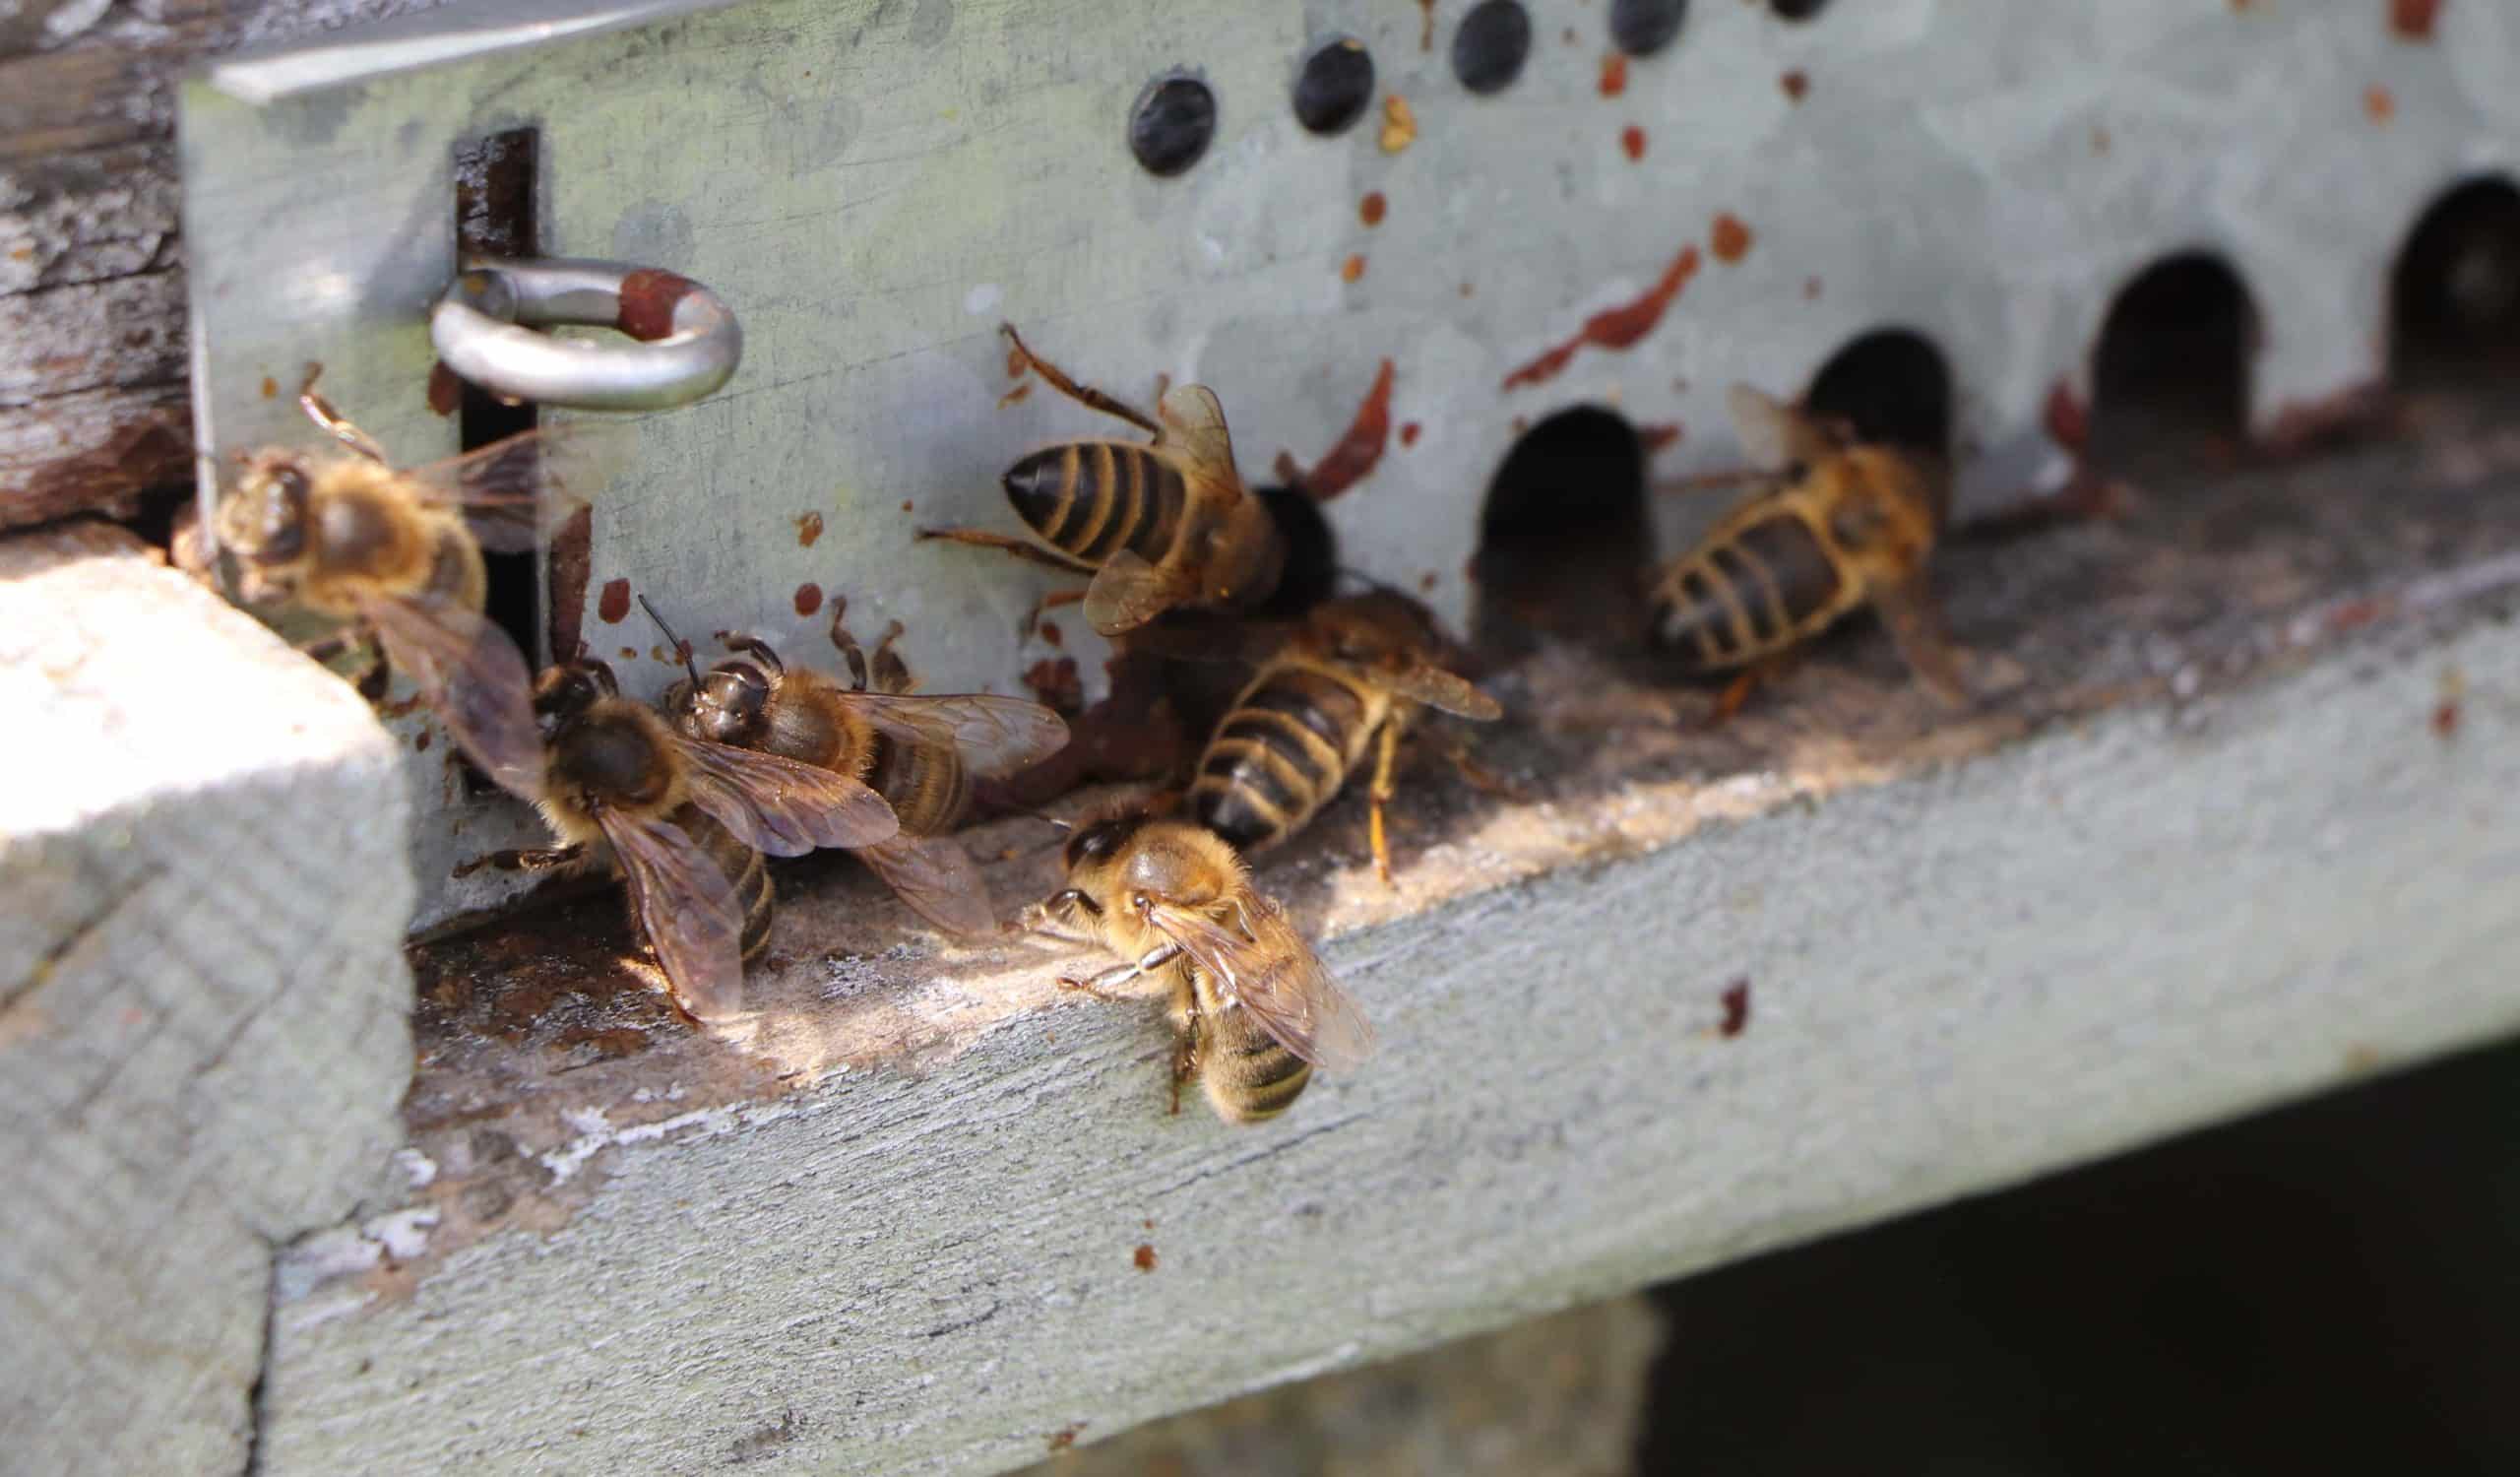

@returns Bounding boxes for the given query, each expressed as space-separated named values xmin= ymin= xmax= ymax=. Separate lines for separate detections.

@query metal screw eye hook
xmin=429 ymin=257 xmax=743 ymax=412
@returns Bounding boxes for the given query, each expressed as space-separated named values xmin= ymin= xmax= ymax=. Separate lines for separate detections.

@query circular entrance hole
xmin=2390 ymin=175 xmax=2520 ymax=386
xmin=1472 ymin=407 xmax=1651 ymax=654
xmin=2090 ymin=251 xmax=2257 ymax=466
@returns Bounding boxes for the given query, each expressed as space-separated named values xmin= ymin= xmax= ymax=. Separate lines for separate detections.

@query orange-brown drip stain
xmin=615 ymin=269 xmax=699 ymax=342
xmin=1004 ymin=344 xmax=1028 ymax=379
xmin=1620 ymin=126 xmax=1647 ymax=161
xmin=1298 ymin=357 xmax=1397 ymax=502
xmin=1803 ymin=277 xmax=1823 ymax=300
xmin=1039 ymin=619 xmax=1062 ymax=648
xmin=1025 ymin=657 xmax=1084 ymax=714
xmin=2044 ymin=380 xmax=2091 ymax=451
xmin=1380 ymin=95 xmax=1418 ymax=154
xmin=425 ymin=361 xmax=463 ymax=417
xmin=1360 ymin=191 xmax=1388 ymax=226
xmin=2391 ymin=0 xmax=2441 ymax=40
xmin=1418 ymin=571 xmax=1438 ymax=593
xmin=2090 ymin=126 xmax=2111 ymax=155
xmin=1341 ymin=254 xmax=1366 ymax=284
xmin=619 ymin=646 xmax=639 ymax=661
xmin=1132 ymin=1244 xmax=1158 ymax=1272
xmin=259 ymin=375 xmax=279 ymax=399
xmin=1718 ymin=978 xmax=1751 ymax=1038
xmin=1780 ymin=70 xmax=1808 ymax=102
xmin=546 ymin=504 xmax=594 ymax=661
xmin=2364 ymin=84 xmax=2395 ymax=122
xmin=998 ymin=381 xmax=1033 ymax=408
xmin=2433 ymin=700 xmax=2461 ymax=738
xmin=597 ymin=578 xmax=632 ymax=623
xmin=413 ymin=729 xmax=433 ymax=751
xmin=1502 ymin=244 xmax=1701 ymax=390
xmin=793 ymin=582 xmax=823 ymax=616
xmin=795 ymin=511 xmax=824 ymax=547
xmin=1638 ymin=421 xmax=1682 ymax=453
xmin=1400 ymin=421 xmax=1422 ymax=448
xmin=1046 ymin=1426 xmax=1084 ymax=1453
xmin=900 ymin=499 xmax=914 ymax=513
xmin=1600 ymin=53 xmax=1628 ymax=97
xmin=1710 ymin=214 xmax=1754 ymax=264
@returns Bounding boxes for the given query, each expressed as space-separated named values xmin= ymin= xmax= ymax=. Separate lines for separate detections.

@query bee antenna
xmin=638 ymin=595 xmax=701 ymax=685
xmin=1017 ymin=809 xmax=1075 ymax=832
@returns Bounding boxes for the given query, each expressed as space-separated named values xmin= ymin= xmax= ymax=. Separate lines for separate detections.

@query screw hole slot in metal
xmin=430 ymin=257 xmax=743 ymax=412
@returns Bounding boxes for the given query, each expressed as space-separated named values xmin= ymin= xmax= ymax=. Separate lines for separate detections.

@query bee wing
xmin=359 ymin=593 xmax=544 ymax=799
xmin=1083 ymin=548 xmax=1200 ymax=635
xmin=1724 ymin=383 xmax=1832 ymax=472
xmin=673 ymin=734 xmax=901 ymax=856
xmin=1152 ymin=383 xmax=1239 ymax=486
xmin=1145 ymin=897 xmax=1376 ymax=1072
xmin=400 ymin=420 xmax=632 ymax=553
xmin=842 ymin=691 xmax=1071 ymax=778
xmin=855 ymin=834 xmax=998 ymax=936
xmin=1385 ymin=663 xmax=1504 ymax=721
xmin=598 ymin=806 xmax=747 ymax=1021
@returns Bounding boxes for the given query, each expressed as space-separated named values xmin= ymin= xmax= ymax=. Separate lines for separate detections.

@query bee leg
xmin=1168 ymin=1031 xmax=1198 ymax=1118
xmin=452 ymin=844 xmax=586 ymax=878
xmin=1368 ymin=721 xmax=1403 ymax=887
xmin=828 ymin=596 xmax=872 ymax=690
xmin=714 ymin=632 xmax=786 ymax=674
xmin=1024 ymin=588 xmax=1087 ymax=641
xmin=294 ymin=362 xmax=390 ymax=465
xmin=999 ymin=323 xmax=1162 ymax=437
xmin=1709 ymin=652 xmax=1800 ymax=727
xmin=1434 ymin=730 xmax=1526 ymax=803
xmin=1056 ymin=960 xmax=1142 ymax=1000
xmin=867 ymin=618 xmax=913 ymax=694
xmin=915 ymin=525 xmax=1102 ymax=575
xmin=1875 ymin=572 xmax=1973 ymax=712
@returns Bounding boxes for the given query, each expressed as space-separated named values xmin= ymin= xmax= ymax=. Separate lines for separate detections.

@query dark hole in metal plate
xmin=1610 ymin=0 xmax=1688 ymax=57
xmin=1251 ymin=484 xmax=1341 ymax=620
xmin=1292 ymin=37 xmax=1376 ymax=136
xmin=1770 ymin=0 xmax=1830 ymax=20
xmin=1804 ymin=328 xmax=1954 ymax=458
xmin=2093 ymin=252 xmax=2256 ymax=453
xmin=1452 ymin=0 xmax=1534 ymax=96
xmin=1129 ymin=73 xmax=1218 ymax=177
xmin=2392 ymin=174 xmax=2520 ymax=385
xmin=1473 ymin=406 xmax=1651 ymax=655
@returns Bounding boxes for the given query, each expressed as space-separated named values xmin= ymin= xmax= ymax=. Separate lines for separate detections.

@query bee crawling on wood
xmin=1651 ymin=384 xmax=1971 ymax=715
xmin=916 ymin=324 xmax=1286 ymax=636
xmin=1028 ymin=807 xmax=1373 ymax=1124
xmin=455 ymin=658 xmax=900 ymax=1021
xmin=177 ymin=364 xmax=614 ymax=798
xmin=656 ymin=596 xmax=1071 ymax=935
xmin=1185 ymin=588 xmax=1504 ymax=885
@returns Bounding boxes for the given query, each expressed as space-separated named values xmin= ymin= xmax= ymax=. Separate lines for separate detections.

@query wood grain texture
xmin=0 ymin=522 xmax=418 ymax=1475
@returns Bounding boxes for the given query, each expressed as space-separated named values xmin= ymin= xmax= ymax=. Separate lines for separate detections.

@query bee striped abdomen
xmin=1002 ymin=441 xmax=1185 ymax=566
xmin=863 ymin=731 xmax=971 ymax=838
xmin=673 ymin=803 xmax=775 ymax=962
xmin=1194 ymin=977 xmax=1313 ymax=1124
xmin=1654 ymin=509 xmax=1846 ymax=672
xmin=1189 ymin=667 xmax=1371 ymax=852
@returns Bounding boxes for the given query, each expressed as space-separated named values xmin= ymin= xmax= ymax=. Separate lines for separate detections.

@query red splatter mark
xmin=2044 ymin=380 xmax=2090 ymax=451
xmin=1600 ymin=53 xmax=1628 ymax=97
xmin=2090 ymin=126 xmax=2111 ymax=155
xmin=620 ymin=647 xmax=639 ymax=661
xmin=1298 ymin=358 xmax=1397 ymax=502
xmin=2364 ymin=84 xmax=2395 ymax=122
xmin=1638 ymin=421 xmax=1683 ymax=453
xmin=2390 ymin=0 xmax=2440 ymax=40
xmin=1718 ymin=978 xmax=1751 ymax=1038
xmin=1046 ymin=1425 xmax=1084 ymax=1453
xmin=900 ymin=499 xmax=914 ymax=512
xmin=424 ymin=362 xmax=463 ymax=417
xmin=1399 ymin=421 xmax=1422 ymax=447
xmin=1360 ymin=191 xmax=1387 ymax=226
xmin=1802 ymin=277 xmax=1822 ymax=300
xmin=2432 ymin=701 xmax=2461 ymax=738
xmin=2328 ymin=596 xmax=2395 ymax=632
xmin=616 ymin=269 xmax=699 ymax=342
xmin=597 ymin=578 xmax=632 ymax=623
xmin=795 ymin=511 xmax=824 ymax=547
xmin=1780 ymin=70 xmax=1808 ymax=101
xmin=547 ymin=505 xmax=594 ymax=662
xmin=1418 ymin=572 xmax=1437 ymax=593
xmin=1341 ymin=254 xmax=1366 ymax=283
xmin=1501 ymin=244 xmax=1701 ymax=390
xmin=793 ymin=582 xmax=823 ymax=616
xmin=1620 ymin=125 xmax=1647 ymax=161
xmin=997 ymin=381 xmax=1033 ymax=409
xmin=259 ymin=375 xmax=279 ymax=399
xmin=1005 ymin=344 xmax=1028 ymax=378
xmin=1039 ymin=619 xmax=1063 ymax=647
xmin=414 ymin=730 xmax=432 ymax=751
xmin=1133 ymin=1244 xmax=1158 ymax=1272
xmin=1417 ymin=0 xmax=1435 ymax=49
xmin=1710 ymin=214 xmax=1754 ymax=264
xmin=1024 ymin=657 xmax=1084 ymax=714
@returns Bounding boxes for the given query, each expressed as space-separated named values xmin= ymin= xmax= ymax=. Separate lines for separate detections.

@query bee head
xmin=223 ymin=454 xmax=313 ymax=567
xmin=533 ymin=659 xmax=616 ymax=733
xmin=687 ymin=661 xmax=773 ymax=746
xmin=1063 ymin=810 xmax=1148 ymax=873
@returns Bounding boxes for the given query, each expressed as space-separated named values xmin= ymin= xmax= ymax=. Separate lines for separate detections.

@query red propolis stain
xmin=2389 ymin=0 xmax=2439 ymax=37
xmin=546 ymin=505 xmax=595 ymax=662
xmin=1599 ymin=52 xmax=1628 ymax=97
xmin=1710 ymin=213 xmax=1754 ymax=264
xmin=2328 ymin=596 xmax=2395 ymax=632
xmin=1780 ymin=69 xmax=1809 ymax=101
xmin=1046 ymin=1425 xmax=1085 ymax=1453
xmin=413 ymin=730 xmax=433 ymax=751
xmin=998 ymin=381 xmax=1034 ymax=409
xmin=1637 ymin=421 xmax=1683 ymax=453
xmin=900 ymin=500 xmax=914 ymax=513
xmin=1360 ymin=191 xmax=1387 ymax=226
xmin=2364 ymin=84 xmax=2395 ymax=122
xmin=1133 ymin=1244 xmax=1158 ymax=1272
xmin=1502 ymin=244 xmax=1701 ymax=390
xmin=1399 ymin=420 xmax=1422 ymax=447
xmin=793 ymin=582 xmax=823 ymax=616
xmin=1024 ymin=657 xmax=1085 ymax=714
xmin=1341 ymin=254 xmax=1366 ymax=283
xmin=1620 ymin=125 xmax=1648 ymax=161
xmin=2043 ymin=379 xmax=2091 ymax=451
xmin=2433 ymin=701 xmax=2461 ymax=738
xmin=259 ymin=375 xmax=279 ymax=400
xmin=1802 ymin=277 xmax=1823 ymax=300
xmin=795 ymin=511 xmax=824 ymax=547
xmin=1417 ymin=0 xmax=1435 ymax=49
xmin=1418 ymin=571 xmax=1437 ymax=593
xmin=616 ymin=269 xmax=699 ymax=342
xmin=424 ymin=361 xmax=463 ymax=417
xmin=597 ymin=578 xmax=632 ymax=623
xmin=620 ymin=646 xmax=639 ymax=661
xmin=1298 ymin=358 xmax=1397 ymax=502
xmin=1039 ymin=618 xmax=1063 ymax=648
xmin=1718 ymin=978 xmax=1752 ymax=1038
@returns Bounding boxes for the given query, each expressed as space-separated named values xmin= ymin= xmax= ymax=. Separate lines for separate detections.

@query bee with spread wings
xmin=180 ymin=365 xmax=622 ymax=797
xmin=457 ymin=659 xmax=901 ymax=1021
xmin=1032 ymin=808 xmax=1373 ymax=1123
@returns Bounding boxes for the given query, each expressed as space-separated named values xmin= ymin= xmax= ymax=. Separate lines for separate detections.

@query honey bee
xmin=1031 ymin=809 xmax=1373 ymax=1124
xmin=1650 ymin=385 xmax=1968 ymax=709
xmin=1188 ymin=590 xmax=1502 ymax=883
xmin=916 ymin=324 xmax=1285 ymax=635
xmin=656 ymin=597 xmax=1071 ymax=935
xmin=183 ymin=365 xmax=605 ymax=796
xmin=456 ymin=659 xmax=901 ymax=1021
